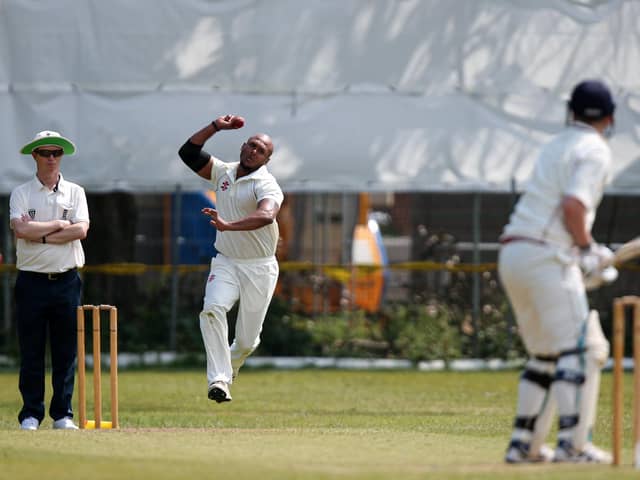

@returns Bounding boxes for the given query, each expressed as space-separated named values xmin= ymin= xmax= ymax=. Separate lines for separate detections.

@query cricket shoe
xmin=20 ymin=417 xmax=39 ymax=430
xmin=208 ymin=381 xmax=232 ymax=403
xmin=553 ymin=440 xmax=612 ymax=464
xmin=52 ymin=417 xmax=79 ymax=430
xmin=505 ymin=439 xmax=554 ymax=463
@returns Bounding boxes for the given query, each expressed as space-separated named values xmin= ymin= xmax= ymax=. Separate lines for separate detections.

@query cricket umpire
xmin=179 ymin=115 xmax=283 ymax=403
xmin=10 ymin=131 xmax=89 ymax=430
xmin=499 ymin=80 xmax=616 ymax=463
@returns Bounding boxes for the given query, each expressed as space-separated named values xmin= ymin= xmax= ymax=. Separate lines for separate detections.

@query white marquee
xmin=1 ymin=0 xmax=638 ymax=193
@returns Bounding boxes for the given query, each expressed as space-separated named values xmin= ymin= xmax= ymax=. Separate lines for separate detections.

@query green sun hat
xmin=20 ymin=130 xmax=76 ymax=155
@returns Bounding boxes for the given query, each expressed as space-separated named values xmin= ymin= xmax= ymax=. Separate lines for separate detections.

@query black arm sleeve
xmin=178 ymin=140 xmax=211 ymax=173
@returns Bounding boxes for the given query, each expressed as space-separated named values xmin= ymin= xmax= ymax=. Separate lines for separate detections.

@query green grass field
xmin=0 ymin=368 xmax=637 ymax=479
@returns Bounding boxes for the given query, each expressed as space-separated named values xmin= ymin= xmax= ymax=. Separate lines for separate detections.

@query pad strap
xmin=513 ymin=416 xmax=537 ymax=431
xmin=554 ymin=347 xmax=586 ymax=385
xmin=534 ymin=353 xmax=558 ymax=362
xmin=558 ymin=415 xmax=579 ymax=429
xmin=554 ymin=369 xmax=585 ymax=385
xmin=521 ymin=369 xmax=554 ymax=389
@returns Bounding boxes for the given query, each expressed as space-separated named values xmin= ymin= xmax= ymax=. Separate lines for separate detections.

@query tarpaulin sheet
xmin=1 ymin=0 xmax=638 ymax=193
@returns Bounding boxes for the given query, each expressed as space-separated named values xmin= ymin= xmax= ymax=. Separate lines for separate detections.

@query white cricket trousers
xmin=199 ymin=253 xmax=279 ymax=386
xmin=498 ymin=241 xmax=587 ymax=355
xmin=499 ymin=241 xmax=609 ymax=450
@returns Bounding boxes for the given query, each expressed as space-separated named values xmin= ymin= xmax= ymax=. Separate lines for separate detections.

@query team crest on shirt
xmin=62 ymin=209 xmax=69 ymax=220
xmin=208 ymin=274 xmax=215 ymax=283
xmin=28 ymin=209 xmax=35 ymax=219
xmin=220 ymin=180 xmax=230 ymax=191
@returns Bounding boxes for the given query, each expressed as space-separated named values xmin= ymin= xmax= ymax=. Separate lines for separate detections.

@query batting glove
xmin=578 ymin=244 xmax=611 ymax=273
xmin=580 ymin=244 xmax=618 ymax=290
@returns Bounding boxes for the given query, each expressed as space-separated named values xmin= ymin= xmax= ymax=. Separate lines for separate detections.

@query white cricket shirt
xmin=209 ymin=157 xmax=283 ymax=259
xmin=9 ymin=174 xmax=89 ymax=272
xmin=502 ymin=123 xmax=612 ymax=249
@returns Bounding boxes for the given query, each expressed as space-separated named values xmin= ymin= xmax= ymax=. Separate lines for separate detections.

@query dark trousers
xmin=15 ymin=269 xmax=82 ymax=423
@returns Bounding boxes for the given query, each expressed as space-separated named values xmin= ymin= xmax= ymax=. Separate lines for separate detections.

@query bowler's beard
xmin=239 ymin=159 xmax=260 ymax=174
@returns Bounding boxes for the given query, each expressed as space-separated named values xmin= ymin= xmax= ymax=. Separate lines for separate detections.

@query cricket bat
xmin=607 ymin=237 xmax=640 ymax=267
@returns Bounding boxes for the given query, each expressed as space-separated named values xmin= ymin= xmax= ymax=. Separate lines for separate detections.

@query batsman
xmin=498 ymin=80 xmax=616 ymax=463
xmin=178 ymin=115 xmax=283 ymax=403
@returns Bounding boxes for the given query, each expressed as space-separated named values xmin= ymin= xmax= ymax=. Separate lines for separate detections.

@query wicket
xmin=612 ymin=296 xmax=640 ymax=466
xmin=77 ymin=304 xmax=119 ymax=429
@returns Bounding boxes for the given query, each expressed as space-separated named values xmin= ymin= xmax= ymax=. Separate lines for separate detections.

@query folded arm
xmin=45 ymin=221 xmax=89 ymax=244
xmin=11 ymin=216 xmax=88 ymax=244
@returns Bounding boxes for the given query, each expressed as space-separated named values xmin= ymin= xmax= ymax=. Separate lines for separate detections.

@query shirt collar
xmin=231 ymin=163 xmax=270 ymax=182
xmin=32 ymin=173 xmax=65 ymax=192
xmin=570 ymin=120 xmax=599 ymax=133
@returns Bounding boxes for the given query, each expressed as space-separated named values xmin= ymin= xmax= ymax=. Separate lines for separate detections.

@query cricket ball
xmin=231 ymin=116 xmax=245 ymax=128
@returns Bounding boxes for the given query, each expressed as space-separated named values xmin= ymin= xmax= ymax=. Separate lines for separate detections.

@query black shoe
xmin=505 ymin=439 xmax=553 ymax=463
xmin=208 ymin=381 xmax=232 ymax=403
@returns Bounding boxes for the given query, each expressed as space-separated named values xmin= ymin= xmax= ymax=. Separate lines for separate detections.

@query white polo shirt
xmin=9 ymin=174 xmax=89 ymax=272
xmin=502 ymin=123 xmax=612 ymax=249
xmin=209 ymin=157 xmax=283 ymax=259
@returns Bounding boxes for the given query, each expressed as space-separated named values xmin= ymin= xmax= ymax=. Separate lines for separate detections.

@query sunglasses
xmin=35 ymin=149 xmax=64 ymax=158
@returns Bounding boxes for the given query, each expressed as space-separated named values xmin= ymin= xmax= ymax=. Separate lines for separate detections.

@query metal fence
xmin=1 ymin=191 xmax=639 ymax=360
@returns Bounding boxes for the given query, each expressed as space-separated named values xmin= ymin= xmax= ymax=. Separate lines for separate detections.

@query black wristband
xmin=211 ymin=120 xmax=219 ymax=132
xmin=42 ymin=236 xmax=46 ymax=244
